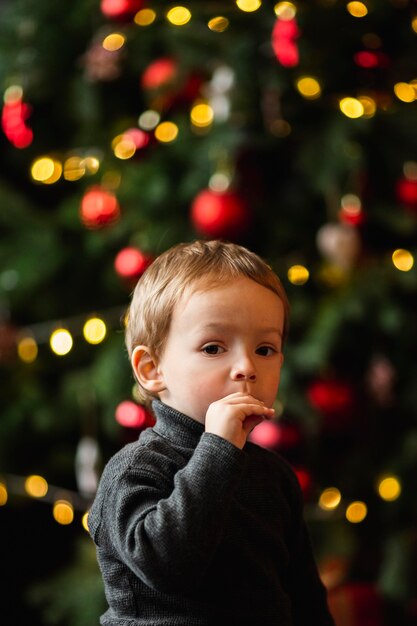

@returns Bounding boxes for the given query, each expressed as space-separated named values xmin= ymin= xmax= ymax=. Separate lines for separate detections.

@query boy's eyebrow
xmin=198 ymin=322 xmax=282 ymax=337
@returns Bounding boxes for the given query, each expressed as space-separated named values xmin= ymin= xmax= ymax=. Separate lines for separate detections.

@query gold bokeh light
xmin=17 ymin=336 xmax=38 ymax=363
xmin=208 ymin=16 xmax=229 ymax=32
xmin=287 ymin=265 xmax=309 ymax=285
xmin=166 ymin=6 xmax=191 ymax=25
xmin=0 ymin=483 xmax=7 ymax=506
xmin=25 ymin=475 xmax=48 ymax=498
xmin=347 ymin=1 xmax=368 ymax=17
xmin=319 ymin=487 xmax=342 ymax=511
xmin=346 ymin=501 xmax=367 ymax=523
xmin=274 ymin=2 xmax=297 ymax=20
xmin=102 ymin=33 xmax=125 ymax=51
xmin=339 ymin=97 xmax=364 ymax=118
xmin=296 ymin=77 xmax=321 ymax=100
xmin=134 ymin=8 xmax=156 ymax=26
xmin=155 ymin=121 xmax=179 ymax=143
xmin=236 ymin=0 xmax=262 ymax=12
xmin=53 ymin=500 xmax=74 ymax=525
xmin=392 ymin=249 xmax=414 ymax=272
xmin=83 ymin=317 xmax=107 ymax=344
xmin=377 ymin=476 xmax=402 ymax=501
xmin=190 ymin=102 xmax=214 ymax=127
xmin=50 ymin=329 xmax=73 ymax=356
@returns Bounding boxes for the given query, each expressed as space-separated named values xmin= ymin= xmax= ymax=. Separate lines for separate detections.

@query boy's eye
xmin=202 ymin=344 xmax=225 ymax=355
xmin=256 ymin=346 xmax=277 ymax=357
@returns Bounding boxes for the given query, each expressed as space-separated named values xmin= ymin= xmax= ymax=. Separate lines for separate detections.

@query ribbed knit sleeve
xmin=89 ymin=432 xmax=246 ymax=595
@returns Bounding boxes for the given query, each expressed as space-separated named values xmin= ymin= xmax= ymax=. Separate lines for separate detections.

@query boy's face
xmin=155 ymin=277 xmax=285 ymax=424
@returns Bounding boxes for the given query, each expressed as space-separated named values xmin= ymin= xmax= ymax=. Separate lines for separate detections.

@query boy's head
xmin=125 ymin=239 xmax=290 ymax=407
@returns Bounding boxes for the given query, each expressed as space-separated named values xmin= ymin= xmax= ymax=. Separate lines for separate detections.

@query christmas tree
xmin=1 ymin=0 xmax=417 ymax=624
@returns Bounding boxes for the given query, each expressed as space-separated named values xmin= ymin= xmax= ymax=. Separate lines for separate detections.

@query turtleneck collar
xmin=151 ymin=400 xmax=205 ymax=450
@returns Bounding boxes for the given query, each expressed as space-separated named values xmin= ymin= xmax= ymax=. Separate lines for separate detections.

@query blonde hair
xmin=125 ymin=239 xmax=290 ymax=403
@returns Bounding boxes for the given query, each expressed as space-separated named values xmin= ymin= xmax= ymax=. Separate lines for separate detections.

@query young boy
xmin=88 ymin=239 xmax=335 ymax=625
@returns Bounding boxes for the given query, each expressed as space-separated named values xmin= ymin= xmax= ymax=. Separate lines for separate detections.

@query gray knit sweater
xmin=88 ymin=400 xmax=334 ymax=625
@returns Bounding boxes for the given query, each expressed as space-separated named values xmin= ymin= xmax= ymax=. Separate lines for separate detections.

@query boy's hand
xmin=205 ymin=392 xmax=275 ymax=450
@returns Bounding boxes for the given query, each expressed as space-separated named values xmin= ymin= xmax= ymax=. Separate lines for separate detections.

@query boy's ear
xmin=131 ymin=346 xmax=166 ymax=394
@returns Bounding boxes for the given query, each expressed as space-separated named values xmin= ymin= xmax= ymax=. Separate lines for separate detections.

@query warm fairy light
xmin=412 ymin=16 xmax=417 ymax=34
xmin=82 ymin=511 xmax=90 ymax=532
xmin=154 ymin=121 xmax=179 ymax=143
xmin=102 ymin=33 xmax=125 ymax=51
xmin=17 ymin=336 xmax=38 ymax=363
xmin=394 ymin=82 xmax=415 ymax=103
xmin=392 ymin=249 xmax=414 ymax=272
xmin=339 ymin=97 xmax=364 ymax=118
xmin=236 ymin=0 xmax=262 ymax=12
xmin=166 ymin=6 xmax=191 ymax=25
xmin=63 ymin=156 xmax=86 ymax=181
xmin=296 ymin=77 xmax=321 ymax=99
xmin=319 ymin=487 xmax=342 ymax=511
xmin=25 ymin=475 xmax=48 ymax=498
xmin=50 ymin=329 xmax=73 ymax=356
xmin=208 ymin=16 xmax=229 ymax=32
xmin=0 ymin=483 xmax=7 ymax=506
xmin=112 ymin=134 xmax=136 ymax=159
xmin=138 ymin=109 xmax=160 ymax=130
xmin=341 ymin=193 xmax=361 ymax=215
xmin=377 ymin=476 xmax=402 ymax=501
xmin=287 ymin=265 xmax=309 ymax=285
xmin=347 ymin=1 xmax=368 ymax=17
xmin=209 ymin=172 xmax=231 ymax=193
xmin=346 ymin=501 xmax=367 ymax=523
xmin=134 ymin=8 xmax=156 ymax=25
xmin=274 ymin=2 xmax=297 ymax=20
xmin=83 ymin=317 xmax=107 ymax=345
xmin=83 ymin=156 xmax=100 ymax=174
xmin=31 ymin=157 xmax=62 ymax=184
xmin=4 ymin=84 xmax=23 ymax=104
xmin=358 ymin=95 xmax=376 ymax=118
xmin=53 ymin=500 xmax=74 ymax=525
xmin=190 ymin=102 xmax=214 ymax=128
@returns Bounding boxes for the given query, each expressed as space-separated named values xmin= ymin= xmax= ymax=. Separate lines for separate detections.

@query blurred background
xmin=1 ymin=0 xmax=417 ymax=624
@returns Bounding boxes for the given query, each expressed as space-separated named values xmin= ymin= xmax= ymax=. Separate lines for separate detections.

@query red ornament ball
xmin=80 ymin=186 xmax=120 ymax=229
xmin=249 ymin=420 xmax=301 ymax=451
xmin=101 ymin=0 xmax=144 ymax=20
xmin=307 ymin=379 xmax=355 ymax=432
xmin=190 ymin=189 xmax=251 ymax=239
xmin=114 ymin=247 xmax=150 ymax=279
xmin=141 ymin=58 xmax=178 ymax=91
xmin=396 ymin=176 xmax=417 ymax=209
xmin=115 ymin=401 xmax=154 ymax=429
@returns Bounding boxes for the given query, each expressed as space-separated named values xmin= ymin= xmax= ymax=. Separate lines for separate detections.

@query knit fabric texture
xmin=88 ymin=400 xmax=335 ymax=625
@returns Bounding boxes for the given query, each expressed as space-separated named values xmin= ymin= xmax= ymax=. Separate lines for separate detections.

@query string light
xmin=377 ymin=476 xmax=401 ymax=501
xmin=236 ymin=0 xmax=262 ymax=12
xmin=166 ymin=6 xmax=191 ymax=25
xmin=102 ymin=33 xmax=125 ymax=51
xmin=287 ymin=265 xmax=309 ymax=285
xmin=17 ymin=336 xmax=38 ymax=363
xmin=50 ymin=328 xmax=73 ymax=356
xmin=346 ymin=1 xmax=368 ymax=17
xmin=63 ymin=156 xmax=86 ymax=181
xmin=154 ymin=121 xmax=179 ymax=143
xmin=358 ymin=95 xmax=377 ymax=117
xmin=134 ymin=8 xmax=156 ymax=25
xmin=392 ymin=249 xmax=414 ymax=272
xmin=394 ymin=82 xmax=415 ymax=103
xmin=83 ymin=317 xmax=107 ymax=345
xmin=25 ymin=475 xmax=48 ymax=498
xmin=0 ymin=483 xmax=7 ymax=506
xmin=208 ymin=16 xmax=229 ymax=32
xmin=138 ymin=109 xmax=160 ymax=130
xmin=339 ymin=97 xmax=364 ymax=118
xmin=346 ymin=500 xmax=367 ymax=523
xmin=112 ymin=133 xmax=136 ymax=159
xmin=296 ymin=76 xmax=321 ymax=99
xmin=274 ymin=2 xmax=297 ymax=20
xmin=190 ymin=102 xmax=214 ymax=128
xmin=319 ymin=487 xmax=342 ymax=511
xmin=31 ymin=157 xmax=62 ymax=184
xmin=82 ymin=511 xmax=90 ymax=532
xmin=53 ymin=499 xmax=74 ymax=525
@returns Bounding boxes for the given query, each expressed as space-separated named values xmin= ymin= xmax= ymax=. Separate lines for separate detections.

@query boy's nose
xmin=230 ymin=356 xmax=256 ymax=382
